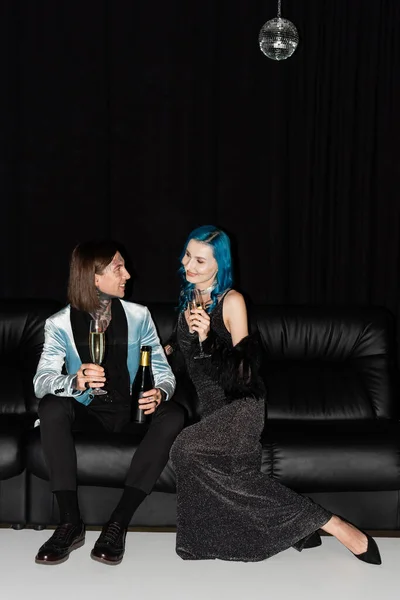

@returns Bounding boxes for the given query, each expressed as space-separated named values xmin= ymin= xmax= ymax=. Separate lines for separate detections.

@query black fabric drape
xmin=1 ymin=1 xmax=400 ymax=342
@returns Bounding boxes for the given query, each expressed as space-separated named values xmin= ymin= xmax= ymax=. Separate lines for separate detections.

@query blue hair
xmin=177 ymin=225 xmax=233 ymax=313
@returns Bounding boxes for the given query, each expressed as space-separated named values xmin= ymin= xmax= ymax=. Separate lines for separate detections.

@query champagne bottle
xmin=131 ymin=346 xmax=154 ymax=423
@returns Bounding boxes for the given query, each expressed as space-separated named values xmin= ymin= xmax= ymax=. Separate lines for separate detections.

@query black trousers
xmin=38 ymin=394 xmax=186 ymax=494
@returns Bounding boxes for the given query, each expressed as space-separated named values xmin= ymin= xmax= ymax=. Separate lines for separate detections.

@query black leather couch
xmin=0 ymin=299 xmax=61 ymax=527
xmin=1 ymin=299 xmax=399 ymax=530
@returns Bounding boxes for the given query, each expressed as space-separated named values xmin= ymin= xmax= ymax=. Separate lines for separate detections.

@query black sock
xmin=54 ymin=490 xmax=81 ymax=525
xmin=109 ymin=486 xmax=147 ymax=528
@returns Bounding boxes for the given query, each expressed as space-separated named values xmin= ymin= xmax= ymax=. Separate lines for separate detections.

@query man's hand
xmin=75 ymin=363 xmax=106 ymax=391
xmin=139 ymin=388 xmax=164 ymax=415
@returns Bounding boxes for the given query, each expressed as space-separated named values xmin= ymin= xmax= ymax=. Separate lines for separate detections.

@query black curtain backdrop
xmin=1 ymin=1 xmax=400 ymax=323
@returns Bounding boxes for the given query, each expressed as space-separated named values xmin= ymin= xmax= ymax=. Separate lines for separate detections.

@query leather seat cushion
xmin=261 ymin=421 xmax=400 ymax=492
xmin=26 ymin=421 xmax=400 ymax=494
xmin=0 ymin=415 xmax=35 ymax=478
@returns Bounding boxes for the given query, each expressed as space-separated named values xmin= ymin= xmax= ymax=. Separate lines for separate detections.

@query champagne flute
xmin=190 ymin=289 xmax=211 ymax=360
xmin=88 ymin=319 xmax=107 ymax=395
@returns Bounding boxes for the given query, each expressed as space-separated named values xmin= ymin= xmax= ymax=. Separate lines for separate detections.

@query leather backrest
xmin=251 ymin=305 xmax=397 ymax=420
xmin=1 ymin=298 xmax=395 ymax=423
xmin=252 ymin=305 xmax=394 ymax=360
xmin=145 ymin=302 xmax=177 ymax=345
xmin=0 ymin=299 xmax=62 ymax=414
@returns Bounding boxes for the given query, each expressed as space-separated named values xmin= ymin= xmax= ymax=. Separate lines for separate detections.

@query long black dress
xmin=170 ymin=292 xmax=331 ymax=562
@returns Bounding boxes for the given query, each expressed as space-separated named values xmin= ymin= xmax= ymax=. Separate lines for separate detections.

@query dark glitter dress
xmin=170 ymin=293 xmax=331 ymax=562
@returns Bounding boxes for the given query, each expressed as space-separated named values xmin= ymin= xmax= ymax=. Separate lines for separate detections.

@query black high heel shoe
xmin=340 ymin=518 xmax=382 ymax=565
xmin=351 ymin=531 xmax=382 ymax=565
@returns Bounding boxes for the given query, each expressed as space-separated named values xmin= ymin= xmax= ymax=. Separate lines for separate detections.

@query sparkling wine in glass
xmin=190 ymin=289 xmax=211 ymax=360
xmin=89 ymin=319 xmax=107 ymax=395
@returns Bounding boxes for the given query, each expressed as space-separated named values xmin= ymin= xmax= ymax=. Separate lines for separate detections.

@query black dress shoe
xmin=90 ymin=521 xmax=127 ymax=566
xmin=303 ymin=531 xmax=322 ymax=549
xmin=35 ymin=521 xmax=85 ymax=565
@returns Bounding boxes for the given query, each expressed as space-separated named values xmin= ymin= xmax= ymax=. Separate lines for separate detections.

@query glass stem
xmin=198 ymin=335 xmax=204 ymax=356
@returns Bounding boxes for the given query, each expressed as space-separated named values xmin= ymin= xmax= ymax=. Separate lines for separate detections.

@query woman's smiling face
xmin=181 ymin=239 xmax=218 ymax=289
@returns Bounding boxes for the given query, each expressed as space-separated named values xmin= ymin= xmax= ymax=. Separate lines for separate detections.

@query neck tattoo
xmin=90 ymin=290 xmax=113 ymax=328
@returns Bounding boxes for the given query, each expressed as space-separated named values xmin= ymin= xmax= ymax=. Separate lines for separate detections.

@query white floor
xmin=0 ymin=530 xmax=399 ymax=600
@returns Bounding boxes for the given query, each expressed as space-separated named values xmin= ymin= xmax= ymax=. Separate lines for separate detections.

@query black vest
xmin=70 ymin=299 xmax=131 ymax=407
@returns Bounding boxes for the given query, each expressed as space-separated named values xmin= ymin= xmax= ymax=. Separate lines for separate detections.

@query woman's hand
xmin=189 ymin=307 xmax=210 ymax=342
xmin=76 ymin=364 xmax=106 ymax=391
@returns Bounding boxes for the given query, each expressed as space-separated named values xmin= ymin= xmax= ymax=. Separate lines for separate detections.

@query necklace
xmin=198 ymin=283 xmax=217 ymax=296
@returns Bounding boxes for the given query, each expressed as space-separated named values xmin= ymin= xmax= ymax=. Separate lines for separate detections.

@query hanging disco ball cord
xmin=259 ymin=0 xmax=299 ymax=61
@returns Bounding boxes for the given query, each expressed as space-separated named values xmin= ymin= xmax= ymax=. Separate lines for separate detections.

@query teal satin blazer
xmin=33 ymin=300 xmax=175 ymax=405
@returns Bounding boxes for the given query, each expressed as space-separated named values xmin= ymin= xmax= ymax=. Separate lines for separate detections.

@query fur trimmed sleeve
xmin=198 ymin=330 xmax=266 ymax=401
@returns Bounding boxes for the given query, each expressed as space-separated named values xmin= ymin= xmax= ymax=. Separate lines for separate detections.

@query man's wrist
xmin=71 ymin=375 xmax=84 ymax=395
xmin=158 ymin=388 xmax=167 ymax=402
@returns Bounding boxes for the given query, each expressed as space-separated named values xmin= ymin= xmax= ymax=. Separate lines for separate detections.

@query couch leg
xmin=33 ymin=525 xmax=46 ymax=531
xmin=11 ymin=524 xmax=25 ymax=530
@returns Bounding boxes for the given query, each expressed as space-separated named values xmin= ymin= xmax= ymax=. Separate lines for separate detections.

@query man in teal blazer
xmin=33 ymin=240 xmax=185 ymax=566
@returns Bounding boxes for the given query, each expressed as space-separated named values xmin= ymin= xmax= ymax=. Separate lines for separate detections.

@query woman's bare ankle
xmin=320 ymin=515 xmax=342 ymax=536
xmin=321 ymin=515 xmax=367 ymax=555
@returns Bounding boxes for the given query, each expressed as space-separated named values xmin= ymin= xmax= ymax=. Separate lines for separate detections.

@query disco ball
xmin=259 ymin=17 xmax=299 ymax=61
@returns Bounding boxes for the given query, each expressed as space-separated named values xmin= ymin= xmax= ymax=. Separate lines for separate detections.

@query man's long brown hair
xmin=67 ymin=240 xmax=120 ymax=312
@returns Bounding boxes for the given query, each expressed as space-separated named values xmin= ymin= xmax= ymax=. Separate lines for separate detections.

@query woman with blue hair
xmin=167 ymin=225 xmax=381 ymax=565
